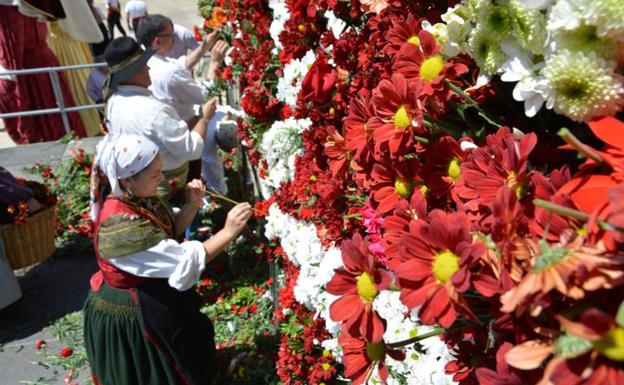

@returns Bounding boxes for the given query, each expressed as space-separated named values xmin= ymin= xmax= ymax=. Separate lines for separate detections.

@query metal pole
xmin=48 ymin=70 xmax=71 ymax=135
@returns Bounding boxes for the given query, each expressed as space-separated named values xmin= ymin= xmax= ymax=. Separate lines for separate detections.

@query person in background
xmin=136 ymin=14 xmax=228 ymax=183
xmin=105 ymin=0 xmax=126 ymax=39
xmin=124 ymin=0 xmax=147 ymax=32
xmin=84 ymin=134 xmax=252 ymax=385
xmin=167 ymin=24 xmax=200 ymax=59
xmin=87 ymin=0 xmax=110 ymax=56
xmin=86 ymin=55 xmax=108 ymax=104
xmin=103 ymin=37 xmax=216 ymax=198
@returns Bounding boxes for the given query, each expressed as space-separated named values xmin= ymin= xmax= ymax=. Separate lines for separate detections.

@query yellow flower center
xmin=322 ymin=349 xmax=331 ymax=357
xmin=322 ymin=363 xmax=331 ymax=371
xmin=448 ymin=158 xmax=461 ymax=181
xmin=432 ymin=250 xmax=460 ymax=284
xmin=407 ymin=35 xmax=420 ymax=46
xmin=298 ymin=24 xmax=306 ymax=32
xmin=594 ymin=327 xmax=624 ymax=362
xmin=357 ymin=272 xmax=378 ymax=303
xmin=419 ymin=55 xmax=445 ymax=82
xmin=394 ymin=179 xmax=412 ymax=198
xmin=309 ymin=175 xmax=317 ymax=182
xmin=420 ymin=184 xmax=429 ymax=197
xmin=506 ymin=171 xmax=525 ymax=198
xmin=393 ymin=105 xmax=411 ymax=130
xmin=366 ymin=342 xmax=385 ymax=362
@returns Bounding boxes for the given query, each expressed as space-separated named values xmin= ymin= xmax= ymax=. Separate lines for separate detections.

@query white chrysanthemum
xmin=466 ymin=0 xmax=492 ymax=20
xmin=481 ymin=5 xmax=513 ymax=38
xmin=423 ymin=4 xmax=472 ymax=57
xmin=516 ymin=0 xmax=554 ymax=9
xmin=547 ymin=0 xmax=587 ymax=32
xmin=269 ymin=0 xmax=290 ymax=49
xmin=553 ymin=23 xmax=616 ymax=59
xmin=586 ymin=0 xmax=624 ymax=42
xmin=324 ymin=10 xmax=347 ymax=39
xmin=259 ymin=117 xmax=312 ymax=189
xmin=468 ymin=27 xmax=508 ymax=74
xmin=509 ymin=0 xmax=548 ymax=55
xmin=276 ymin=50 xmax=316 ymax=108
xmin=500 ymin=41 xmax=553 ymax=117
xmin=543 ymin=49 xmax=624 ymax=121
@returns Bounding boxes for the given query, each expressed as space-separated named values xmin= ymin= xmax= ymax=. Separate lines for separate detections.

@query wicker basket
xmin=1 ymin=205 xmax=57 ymax=270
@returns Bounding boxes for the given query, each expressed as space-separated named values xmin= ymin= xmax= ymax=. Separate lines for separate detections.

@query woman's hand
xmin=185 ymin=179 xmax=205 ymax=209
xmin=223 ymin=202 xmax=252 ymax=238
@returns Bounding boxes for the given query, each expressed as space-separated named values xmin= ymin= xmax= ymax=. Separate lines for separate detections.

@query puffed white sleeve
xmin=107 ymin=239 xmax=206 ymax=291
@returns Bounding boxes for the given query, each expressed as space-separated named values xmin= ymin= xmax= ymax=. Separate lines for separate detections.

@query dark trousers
xmin=131 ymin=17 xmax=143 ymax=32
xmin=107 ymin=10 xmax=126 ymax=39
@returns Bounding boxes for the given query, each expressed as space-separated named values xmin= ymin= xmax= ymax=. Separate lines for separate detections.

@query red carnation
xmin=301 ymin=54 xmax=336 ymax=106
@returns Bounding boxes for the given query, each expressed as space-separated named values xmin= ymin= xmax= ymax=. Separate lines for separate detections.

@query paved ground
xmin=0 ymin=2 xmax=201 ymax=383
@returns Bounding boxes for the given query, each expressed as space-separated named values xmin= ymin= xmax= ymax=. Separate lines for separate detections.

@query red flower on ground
xmin=326 ymin=234 xmax=392 ymax=342
xmin=392 ymin=210 xmax=484 ymax=327
xmin=59 ymin=346 xmax=73 ymax=358
xmin=35 ymin=340 xmax=46 ymax=350
xmin=369 ymin=158 xmax=422 ymax=214
xmin=370 ymin=73 xmax=424 ymax=157
xmin=339 ymin=334 xmax=405 ymax=385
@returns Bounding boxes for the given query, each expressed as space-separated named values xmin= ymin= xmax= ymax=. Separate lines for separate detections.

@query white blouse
xmin=108 ymin=239 xmax=206 ymax=291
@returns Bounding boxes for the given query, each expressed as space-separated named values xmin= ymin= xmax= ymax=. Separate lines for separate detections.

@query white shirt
xmin=124 ymin=0 xmax=147 ymax=19
xmin=106 ymin=85 xmax=203 ymax=171
xmin=109 ymin=239 xmax=206 ymax=291
xmin=148 ymin=55 xmax=205 ymax=122
xmin=168 ymin=24 xmax=200 ymax=59
xmin=202 ymin=109 xmax=227 ymax=194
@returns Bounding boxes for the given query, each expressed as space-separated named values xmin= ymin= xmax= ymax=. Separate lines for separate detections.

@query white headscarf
xmin=90 ymin=134 xmax=160 ymax=221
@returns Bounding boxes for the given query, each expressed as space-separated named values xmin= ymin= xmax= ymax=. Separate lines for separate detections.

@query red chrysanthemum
xmin=326 ymin=234 xmax=392 ymax=342
xmin=369 ymin=158 xmax=422 ymax=214
xmin=381 ymin=190 xmax=428 ymax=263
xmin=324 ymin=126 xmax=352 ymax=178
xmin=456 ymin=127 xmax=537 ymax=212
xmin=370 ymin=73 xmax=424 ymax=157
xmin=422 ymin=136 xmax=471 ymax=202
xmin=392 ymin=210 xmax=484 ymax=327
xmin=383 ymin=14 xmax=424 ymax=58
xmin=339 ymin=334 xmax=405 ymax=385
xmin=476 ymin=342 xmax=541 ymax=385
xmin=344 ymin=94 xmax=376 ymax=166
xmin=394 ymin=30 xmax=468 ymax=88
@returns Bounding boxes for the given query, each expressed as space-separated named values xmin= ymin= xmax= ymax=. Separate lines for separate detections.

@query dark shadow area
xmin=0 ymin=237 xmax=97 ymax=344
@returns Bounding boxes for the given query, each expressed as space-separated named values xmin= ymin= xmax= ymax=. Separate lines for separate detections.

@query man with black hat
xmin=103 ymin=36 xmax=217 ymax=196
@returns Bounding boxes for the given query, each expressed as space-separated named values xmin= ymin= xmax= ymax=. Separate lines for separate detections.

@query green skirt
xmin=83 ymin=284 xmax=182 ymax=385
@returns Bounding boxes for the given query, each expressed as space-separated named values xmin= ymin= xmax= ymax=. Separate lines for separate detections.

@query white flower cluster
xmin=276 ymin=50 xmax=317 ymax=108
xmin=266 ymin=204 xmax=457 ymax=385
xmin=269 ymin=0 xmax=289 ymax=50
xmin=258 ymin=117 xmax=312 ymax=191
xmin=429 ymin=0 xmax=624 ymax=121
xmin=264 ymin=203 xmax=343 ymax=313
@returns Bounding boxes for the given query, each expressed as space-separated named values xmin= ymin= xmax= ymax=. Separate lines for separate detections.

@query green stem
xmin=413 ymin=135 xmax=430 ymax=144
xmin=533 ymin=199 xmax=623 ymax=232
xmin=343 ymin=213 xmax=362 ymax=220
xmin=423 ymin=116 xmax=462 ymax=137
xmin=445 ymin=80 xmax=502 ymax=128
xmin=558 ymin=128 xmax=604 ymax=163
xmin=386 ymin=327 xmax=446 ymax=349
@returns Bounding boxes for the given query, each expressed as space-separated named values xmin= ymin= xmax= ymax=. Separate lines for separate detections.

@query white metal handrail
xmin=0 ymin=62 xmax=108 ymax=135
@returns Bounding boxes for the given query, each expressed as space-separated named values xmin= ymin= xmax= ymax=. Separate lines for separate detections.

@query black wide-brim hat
xmin=103 ymin=37 xmax=154 ymax=92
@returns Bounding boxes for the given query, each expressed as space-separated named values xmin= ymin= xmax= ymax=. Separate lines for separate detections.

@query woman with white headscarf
xmin=84 ymin=134 xmax=251 ymax=385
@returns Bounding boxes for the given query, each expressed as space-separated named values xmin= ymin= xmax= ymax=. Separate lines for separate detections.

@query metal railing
xmin=0 ymin=62 xmax=108 ymax=135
